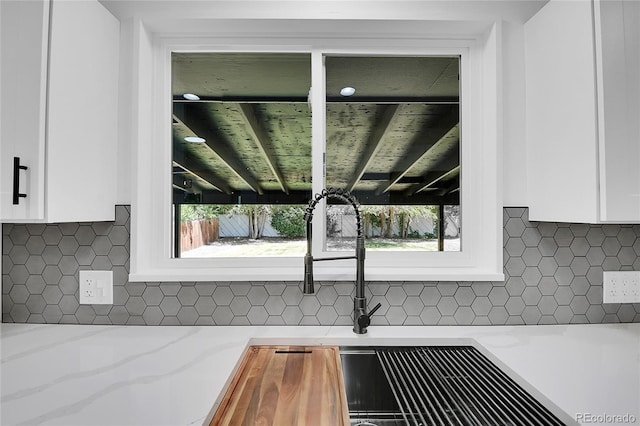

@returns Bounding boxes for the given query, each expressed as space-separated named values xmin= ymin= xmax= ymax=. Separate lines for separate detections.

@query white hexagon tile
xmin=2 ymin=206 xmax=640 ymax=325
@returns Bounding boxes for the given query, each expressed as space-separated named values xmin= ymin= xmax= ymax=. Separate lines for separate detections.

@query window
xmin=323 ymin=55 xmax=461 ymax=253
xmin=130 ymin=21 xmax=503 ymax=282
xmin=172 ymin=53 xmax=462 ymax=259
xmin=171 ymin=52 xmax=311 ymax=258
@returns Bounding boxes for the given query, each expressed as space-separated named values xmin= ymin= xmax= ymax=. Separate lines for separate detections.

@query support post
xmin=438 ymin=204 xmax=445 ymax=252
xmin=174 ymin=204 xmax=181 ymax=258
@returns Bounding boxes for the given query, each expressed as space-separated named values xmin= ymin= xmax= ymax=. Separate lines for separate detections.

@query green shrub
xmin=180 ymin=204 xmax=231 ymax=222
xmin=270 ymin=206 xmax=307 ymax=238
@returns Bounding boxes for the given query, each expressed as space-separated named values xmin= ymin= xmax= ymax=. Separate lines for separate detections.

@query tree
xmin=228 ymin=205 xmax=271 ymax=239
xmin=396 ymin=205 xmax=437 ymax=238
xmin=360 ymin=205 xmax=437 ymax=238
xmin=325 ymin=205 xmax=342 ymax=237
xmin=445 ymin=205 xmax=461 ymax=238
xmin=360 ymin=205 xmax=384 ymax=237
xmin=180 ymin=204 xmax=231 ymax=222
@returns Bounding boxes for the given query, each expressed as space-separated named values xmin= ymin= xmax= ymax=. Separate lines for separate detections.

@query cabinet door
xmin=526 ymin=0 xmax=640 ymax=223
xmin=525 ymin=0 xmax=600 ymax=223
xmin=45 ymin=0 xmax=119 ymax=223
xmin=0 ymin=0 xmax=49 ymax=221
xmin=594 ymin=0 xmax=640 ymax=222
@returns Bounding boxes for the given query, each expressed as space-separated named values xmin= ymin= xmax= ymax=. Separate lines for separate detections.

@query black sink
xmin=339 ymin=346 xmax=567 ymax=426
xmin=340 ymin=347 xmax=406 ymax=426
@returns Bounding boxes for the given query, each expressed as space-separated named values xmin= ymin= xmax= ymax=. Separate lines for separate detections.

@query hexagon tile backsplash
xmin=2 ymin=206 xmax=640 ymax=325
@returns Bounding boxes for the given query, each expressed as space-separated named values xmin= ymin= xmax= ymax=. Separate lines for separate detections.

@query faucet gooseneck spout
xmin=302 ymin=188 xmax=382 ymax=334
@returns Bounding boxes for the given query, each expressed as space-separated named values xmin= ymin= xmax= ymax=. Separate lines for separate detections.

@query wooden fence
xmin=181 ymin=219 xmax=219 ymax=252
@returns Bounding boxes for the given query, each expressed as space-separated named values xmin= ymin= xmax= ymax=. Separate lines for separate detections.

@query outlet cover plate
xmin=603 ymin=271 xmax=640 ymax=303
xmin=79 ymin=270 xmax=113 ymax=305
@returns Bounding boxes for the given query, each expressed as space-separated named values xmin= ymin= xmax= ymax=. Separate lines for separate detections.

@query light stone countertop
xmin=1 ymin=323 xmax=639 ymax=426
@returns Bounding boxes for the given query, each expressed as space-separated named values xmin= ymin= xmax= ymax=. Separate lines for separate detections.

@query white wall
xmin=109 ymin=1 xmax=543 ymax=207
xmin=501 ymin=21 xmax=529 ymax=206
xmin=115 ymin=18 xmax=134 ymax=205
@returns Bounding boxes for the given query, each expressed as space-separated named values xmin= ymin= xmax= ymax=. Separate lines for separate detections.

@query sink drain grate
xmin=376 ymin=346 xmax=565 ymax=426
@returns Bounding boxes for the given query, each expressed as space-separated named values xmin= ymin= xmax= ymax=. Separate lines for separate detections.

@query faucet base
xmin=353 ymin=296 xmax=368 ymax=334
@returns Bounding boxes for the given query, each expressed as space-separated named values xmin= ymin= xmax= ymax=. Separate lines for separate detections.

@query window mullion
xmin=310 ymin=49 xmax=326 ymax=256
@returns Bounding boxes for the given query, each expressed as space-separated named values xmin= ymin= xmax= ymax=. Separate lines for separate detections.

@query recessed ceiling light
xmin=184 ymin=136 xmax=205 ymax=143
xmin=183 ymin=93 xmax=200 ymax=101
xmin=340 ymin=86 xmax=356 ymax=97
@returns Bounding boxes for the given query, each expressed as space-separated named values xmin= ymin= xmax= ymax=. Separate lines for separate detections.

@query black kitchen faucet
xmin=302 ymin=188 xmax=382 ymax=334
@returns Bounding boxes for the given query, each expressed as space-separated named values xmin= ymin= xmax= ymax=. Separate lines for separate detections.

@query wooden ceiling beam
xmin=437 ymin=182 xmax=460 ymax=197
xmin=172 ymin=159 xmax=232 ymax=194
xmin=346 ymin=104 xmax=402 ymax=192
xmin=189 ymin=189 xmax=459 ymax=206
xmin=238 ymin=103 xmax=289 ymax=194
xmin=173 ymin=108 xmax=263 ymax=195
xmin=377 ymin=108 xmax=459 ymax=194
xmin=172 ymin=184 xmax=189 ymax=193
xmin=173 ymin=174 xmax=193 ymax=192
xmin=405 ymin=165 xmax=461 ymax=196
xmin=172 ymin=172 xmax=208 ymax=194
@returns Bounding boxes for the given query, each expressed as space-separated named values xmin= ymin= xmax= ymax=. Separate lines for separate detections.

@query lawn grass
xmin=181 ymin=237 xmax=458 ymax=257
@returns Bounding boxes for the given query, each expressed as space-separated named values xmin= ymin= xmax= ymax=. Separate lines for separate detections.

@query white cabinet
xmin=0 ymin=0 xmax=49 ymax=221
xmin=525 ymin=0 xmax=640 ymax=223
xmin=0 ymin=0 xmax=119 ymax=223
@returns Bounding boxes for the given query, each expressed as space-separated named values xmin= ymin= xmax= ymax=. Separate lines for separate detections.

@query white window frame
xmin=129 ymin=22 xmax=503 ymax=282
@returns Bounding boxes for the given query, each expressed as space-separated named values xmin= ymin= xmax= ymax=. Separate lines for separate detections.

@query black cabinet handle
xmin=12 ymin=157 xmax=28 ymax=205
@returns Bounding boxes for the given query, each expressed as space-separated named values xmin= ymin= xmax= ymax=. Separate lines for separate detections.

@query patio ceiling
xmin=172 ymin=53 xmax=460 ymax=205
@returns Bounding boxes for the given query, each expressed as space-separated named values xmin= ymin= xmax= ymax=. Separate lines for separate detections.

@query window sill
xmin=128 ymin=273 xmax=505 ymax=282
xmin=128 ymin=262 xmax=505 ymax=282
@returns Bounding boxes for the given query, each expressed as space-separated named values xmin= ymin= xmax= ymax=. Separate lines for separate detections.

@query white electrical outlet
xmin=603 ymin=271 xmax=640 ymax=303
xmin=79 ymin=270 xmax=113 ymax=305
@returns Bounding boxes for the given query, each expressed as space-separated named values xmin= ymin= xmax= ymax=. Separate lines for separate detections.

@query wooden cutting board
xmin=210 ymin=346 xmax=350 ymax=426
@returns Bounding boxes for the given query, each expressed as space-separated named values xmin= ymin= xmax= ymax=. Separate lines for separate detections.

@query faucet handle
xmin=368 ymin=302 xmax=382 ymax=317
xmin=357 ymin=302 xmax=382 ymax=330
